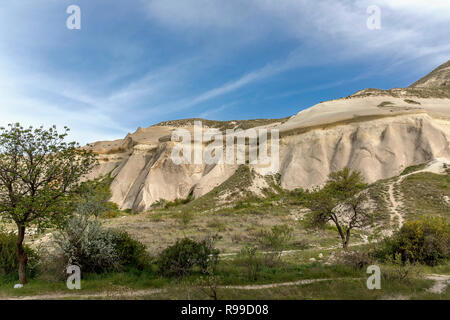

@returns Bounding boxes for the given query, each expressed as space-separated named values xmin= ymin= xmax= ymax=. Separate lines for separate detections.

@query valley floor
xmin=1 ymin=160 xmax=449 ymax=300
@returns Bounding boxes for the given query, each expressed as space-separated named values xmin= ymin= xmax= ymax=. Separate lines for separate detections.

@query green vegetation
xmin=0 ymin=132 xmax=449 ymax=301
xmin=0 ymin=231 xmax=39 ymax=281
xmin=376 ymin=217 xmax=450 ymax=266
xmin=400 ymin=163 xmax=428 ymax=175
xmin=400 ymin=172 xmax=450 ymax=220
xmin=404 ymin=99 xmax=421 ymax=105
xmin=302 ymin=168 xmax=372 ymax=249
xmin=157 ymin=236 xmax=220 ymax=277
xmin=183 ymin=165 xmax=256 ymax=212
xmin=157 ymin=117 xmax=289 ymax=132
xmin=378 ymin=101 xmax=395 ymax=108
xmin=111 ymin=230 xmax=152 ymax=271
xmin=0 ymin=123 xmax=96 ymax=284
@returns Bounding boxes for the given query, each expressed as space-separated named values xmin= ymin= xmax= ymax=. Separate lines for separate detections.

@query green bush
xmin=257 ymin=224 xmax=293 ymax=265
xmin=376 ymin=217 xmax=450 ymax=266
xmin=53 ymin=212 xmax=118 ymax=274
xmin=176 ymin=210 xmax=194 ymax=227
xmin=111 ymin=230 xmax=151 ymax=271
xmin=258 ymin=224 xmax=293 ymax=251
xmin=0 ymin=231 xmax=38 ymax=280
xmin=235 ymin=245 xmax=263 ymax=281
xmin=102 ymin=210 xmax=121 ymax=219
xmin=382 ymin=253 xmax=423 ymax=283
xmin=157 ymin=236 xmax=219 ymax=277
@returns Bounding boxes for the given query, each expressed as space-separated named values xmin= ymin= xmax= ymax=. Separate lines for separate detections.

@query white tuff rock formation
xmin=87 ymin=61 xmax=450 ymax=212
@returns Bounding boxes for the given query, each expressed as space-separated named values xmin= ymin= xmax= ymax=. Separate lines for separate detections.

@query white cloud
xmin=1 ymin=0 xmax=449 ymax=144
xmin=141 ymin=0 xmax=450 ymax=105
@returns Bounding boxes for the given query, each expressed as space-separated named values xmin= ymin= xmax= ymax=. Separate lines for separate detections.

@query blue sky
xmin=0 ymin=0 xmax=449 ymax=144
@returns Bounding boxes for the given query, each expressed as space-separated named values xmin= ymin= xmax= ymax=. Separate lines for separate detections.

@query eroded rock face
xmin=278 ymin=113 xmax=450 ymax=190
xmin=87 ymin=61 xmax=450 ymax=212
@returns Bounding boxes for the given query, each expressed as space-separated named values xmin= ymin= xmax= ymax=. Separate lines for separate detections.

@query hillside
xmin=87 ymin=60 xmax=450 ymax=212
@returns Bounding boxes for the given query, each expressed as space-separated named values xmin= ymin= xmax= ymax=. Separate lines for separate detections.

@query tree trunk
xmin=343 ymin=229 xmax=351 ymax=251
xmin=16 ymin=224 xmax=28 ymax=284
xmin=333 ymin=221 xmax=347 ymax=250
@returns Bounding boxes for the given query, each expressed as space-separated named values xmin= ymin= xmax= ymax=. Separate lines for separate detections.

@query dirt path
xmin=3 ymin=278 xmax=359 ymax=300
xmin=4 ymin=272 xmax=447 ymax=299
xmin=425 ymin=274 xmax=450 ymax=294
xmin=385 ymin=158 xmax=449 ymax=235
xmin=221 ymin=277 xmax=360 ymax=290
xmin=387 ymin=178 xmax=405 ymax=233
xmin=1 ymin=288 xmax=166 ymax=300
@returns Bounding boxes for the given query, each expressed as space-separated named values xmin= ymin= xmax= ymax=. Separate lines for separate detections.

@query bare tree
xmin=303 ymin=168 xmax=372 ymax=250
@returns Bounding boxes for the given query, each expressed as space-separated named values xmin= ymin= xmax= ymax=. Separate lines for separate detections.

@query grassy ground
xmin=1 ymin=258 xmax=448 ymax=300
xmin=1 ymin=164 xmax=449 ymax=300
xmin=400 ymin=172 xmax=450 ymax=221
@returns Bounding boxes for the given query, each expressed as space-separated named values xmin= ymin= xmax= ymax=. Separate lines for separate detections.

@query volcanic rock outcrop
xmin=87 ymin=61 xmax=450 ymax=212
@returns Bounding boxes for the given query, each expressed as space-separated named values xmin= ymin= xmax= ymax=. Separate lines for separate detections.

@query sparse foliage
xmin=383 ymin=253 xmax=422 ymax=283
xmin=237 ymin=245 xmax=262 ymax=281
xmin=177 ymin=210 xmax=194 ymax=227
xmin=303 ymin=168 xmax=371 ymax=249
xmin=258 ymin=224 xmax=293 ymax=264
xmin=196 ymin=265 xmax=220 ymax=300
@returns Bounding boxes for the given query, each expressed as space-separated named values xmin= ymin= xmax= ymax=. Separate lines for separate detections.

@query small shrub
xmin=382 ymin=253 xmax=422 ymax=283
xmin=53 ymin=212 xmax=118 ymax=274
xmin=157 ymin=236 xmax=220 ymax=277
xmin=404 ymin=99 xmax=421 ymax=105
xmin=151 ymin=199 xmax=167 ymax=209
xmin=102 ymin=210 xmax=121 ymax=219
xmin=196 ymin=265 xmax=220 ymax=300
xmin=0 ymin=231 xmax=39 ymax=279
xmin=207 ymin=219 xmax=227 ymax=232
xmin=165 ymin=194 xmax=193 ymax=209
xmin=336 ymin=250 xmax=373 ymax=269
xmin=376 ymin=217 xmax=450 ymax=266
xmin=176 ymin=210 xmax=194 ymax=227
xmin=236 ymin=245 xmax=262 ymax=281
xmin=111 ymin=230 xmax=151 ymax=271
xmin=258 ymin=224 xmax=293 ymax=251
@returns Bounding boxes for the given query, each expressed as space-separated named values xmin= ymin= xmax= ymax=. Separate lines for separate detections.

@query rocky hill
xmin=87 ymin=61 xmax=450 ymax=212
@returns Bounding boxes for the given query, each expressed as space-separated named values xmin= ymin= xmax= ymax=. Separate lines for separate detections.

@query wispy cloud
xmin=0 ymin=1 xmax=448 ymax=144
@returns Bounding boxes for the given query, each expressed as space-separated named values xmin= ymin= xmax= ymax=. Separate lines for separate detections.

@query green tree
xmin=76 ymin=175 xmax=116 ymax=218
xmin=304 ymin=168 xmax=370 ymax=250
xmin=0 ymin=123 xmax=96 ymax=284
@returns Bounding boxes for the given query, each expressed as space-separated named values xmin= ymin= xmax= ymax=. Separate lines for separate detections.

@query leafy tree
xmin=303 ymin=168 xmax=370 ymax=250
xmin=76 ymin=175 xmax=117 ymax=218
xmin=0 ymin=123 xmax=96 ymax=284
